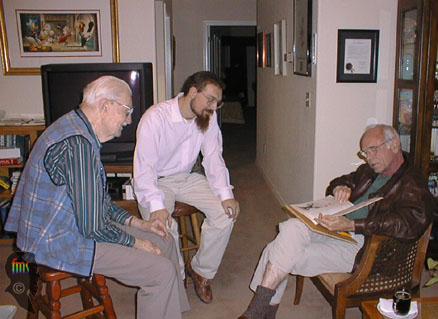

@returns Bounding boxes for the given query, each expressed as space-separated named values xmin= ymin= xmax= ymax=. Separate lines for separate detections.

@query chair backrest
xmin=351 ymin=224 xmax=432 ymax=297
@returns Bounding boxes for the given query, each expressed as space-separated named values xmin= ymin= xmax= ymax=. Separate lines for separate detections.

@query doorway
xmin=204 ymin=22 xmax=257 ymax=161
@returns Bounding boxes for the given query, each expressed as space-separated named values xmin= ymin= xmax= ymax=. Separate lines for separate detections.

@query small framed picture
xmin=265 ymin=32 xmax=272 ymax=67
xmin=336 ymin=29 xmax=379 ymax=83
xmin=257 ymin=31 xmax=266 ymax=68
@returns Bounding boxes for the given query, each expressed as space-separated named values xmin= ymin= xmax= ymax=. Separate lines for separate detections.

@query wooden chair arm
xmin=335 ymin=235 xmax=388 ymax=297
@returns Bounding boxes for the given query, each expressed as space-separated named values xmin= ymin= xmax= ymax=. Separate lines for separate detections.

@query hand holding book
xmin=315 ymin=213 xmax=355 ymax=232
xmin=283 ymin=195 xmax=383 ymax=243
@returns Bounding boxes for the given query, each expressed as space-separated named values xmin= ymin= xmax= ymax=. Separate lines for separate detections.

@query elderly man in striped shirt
xmin=5 ymin=76 xmax=189 ymax=319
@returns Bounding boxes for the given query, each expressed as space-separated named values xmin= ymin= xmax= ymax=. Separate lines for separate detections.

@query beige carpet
xmin=1 ymin=120 xmax=438 ymax=319
xmin=221 ymin=101 xmax=245 ymax=124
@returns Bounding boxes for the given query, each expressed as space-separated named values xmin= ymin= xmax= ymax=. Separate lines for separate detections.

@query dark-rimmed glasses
xmin=358 ymin=139 xmax=392 ymax=159
xmin=198 ymin=91 xmax=224 ymax=110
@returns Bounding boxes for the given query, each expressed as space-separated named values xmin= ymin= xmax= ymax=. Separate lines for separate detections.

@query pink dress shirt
xmin=133 ymin=94 xmax=234 ymax=212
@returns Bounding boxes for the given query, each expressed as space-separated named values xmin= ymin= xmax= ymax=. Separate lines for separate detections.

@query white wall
xmin=172 ymin=0 xmax=256 ymax=94
xmin=0 ymin=0 xmax=157 ymax=118
xmin=313 ymin=0 xmax=397 ymax=197
xmin=257 ymin=0 xmax=317 ymax=205
xmin=256 ymin=0 xmax=398 ymax=205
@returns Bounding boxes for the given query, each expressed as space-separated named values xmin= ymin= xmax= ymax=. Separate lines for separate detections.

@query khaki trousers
xmin=250 ymin=218 xmax=364 ymax=304
xmin=138 ymin=172 xmax=235 ymax=279
xmin=93 ymin=224 xmax=190 ymax=319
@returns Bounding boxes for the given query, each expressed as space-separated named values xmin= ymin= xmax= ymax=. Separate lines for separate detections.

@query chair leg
xmin=79 ymin=278 xmax=95 ymax=313
xmin=27 ymin=277 xmax=42 ymax=319
xmin=294 ymin=275 xmax=304 ymax=305
xmin=333 ymin=297 xmax=347 ymax=319
xmin=47 ymin=280 xmax=62 ymax=319
xmin=94 ymin=274 xmax=117 ymax=319
xmin=180 ymin=216 xmax=190 ymax=264
xmin=190 ymin=213 xmax=201 ymax=248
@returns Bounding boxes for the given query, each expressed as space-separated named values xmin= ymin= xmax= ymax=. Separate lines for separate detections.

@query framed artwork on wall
xmin=336 ymin=29 xmax=379 ymax=83
xmin=0 ymin=0 xmax=120 ymax=75
xmin=273 ymin=23 xmax=280 ymax=75
xmin=280 ymin=19 xmax=287 ymax=76
xmin=257 ymin=31 xmax=266 ymax=68
xmin=293 ymin=0 xmax=312 ymax=76
xmin=265 ymin=32 xmax=272 ymax=67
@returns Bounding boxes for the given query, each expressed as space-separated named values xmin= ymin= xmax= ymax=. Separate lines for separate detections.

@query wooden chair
xmin=29 ymin=266 xmax=116 ymax=319
xmin=293 ymin=224 xmax=432 ymax=319
xmin=171 ymin=201 xmax=202 ymax=265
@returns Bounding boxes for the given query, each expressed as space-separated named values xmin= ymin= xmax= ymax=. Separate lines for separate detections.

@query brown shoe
xmin=186 ymin=262 xmax=213 ymax=303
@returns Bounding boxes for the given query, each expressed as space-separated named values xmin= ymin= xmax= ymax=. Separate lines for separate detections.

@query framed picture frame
xmin=0 ymin=0 xmax=120 ymax=75
xmin=265 ymin=32 xmax=272 ymax=67
xmin=257 ymin=31 xmax=265 ymax=68
xmin=336 ymin=29 xmax=379 ymax=83
xmin=280 ymin=19 xmax=287 ymax=76
xmin=273 ymin=23 xmax=280 ymax=75
xmin=293 ymin=0 xmax=312 ymax=76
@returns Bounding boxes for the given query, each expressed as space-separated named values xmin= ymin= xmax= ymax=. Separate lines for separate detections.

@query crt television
xmin=41 ymin=62 xmax=153 ymax=163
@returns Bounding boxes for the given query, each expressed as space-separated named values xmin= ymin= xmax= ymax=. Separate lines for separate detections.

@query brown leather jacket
xmin=326 ymin=153 xmax=434 ymax=242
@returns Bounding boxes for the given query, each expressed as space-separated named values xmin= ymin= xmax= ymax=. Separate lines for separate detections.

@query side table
xmin=361 ymin=297 xmax=438 ymax=319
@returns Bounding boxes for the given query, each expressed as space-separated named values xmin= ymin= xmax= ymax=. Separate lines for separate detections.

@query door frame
xmin=203 ymin=21 xmax=256 ymax=71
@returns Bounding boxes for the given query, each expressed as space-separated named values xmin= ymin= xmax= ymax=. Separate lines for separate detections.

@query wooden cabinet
xmin=393 ymin=0 xmax=438 ymax=258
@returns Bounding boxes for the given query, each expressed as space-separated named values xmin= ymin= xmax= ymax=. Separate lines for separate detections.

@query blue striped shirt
xmin=43 ymin=114 xmax=134 ymax=247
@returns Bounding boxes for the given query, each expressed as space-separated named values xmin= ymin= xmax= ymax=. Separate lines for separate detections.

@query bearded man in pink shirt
xmin=133 ymin=71 xmax=240 ymax=304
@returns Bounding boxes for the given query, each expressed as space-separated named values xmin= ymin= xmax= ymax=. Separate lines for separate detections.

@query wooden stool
xmin=171 ymin=202 xmax=202 ymax=265
xmin=29 ymin=266 xmax=116 ymax=319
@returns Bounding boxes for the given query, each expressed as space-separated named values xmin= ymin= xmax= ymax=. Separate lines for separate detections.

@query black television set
xmin=41 ymin=62 xmax=153 ymax=163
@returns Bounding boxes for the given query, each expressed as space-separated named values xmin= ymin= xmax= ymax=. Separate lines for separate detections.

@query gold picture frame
xmin=0 ymin=0 xmax=120 ymax=75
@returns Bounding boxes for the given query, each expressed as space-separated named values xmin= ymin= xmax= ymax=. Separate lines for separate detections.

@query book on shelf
xmin=283 ymin=195 xmax=383 ymax=243
xmin=0 ymin=157 xmax=23 ymax=166
xmin=0 ymin=135 xmax=30 ymax=159
xmin=0 ymin=147 xmax=21 ymax=159
xmin=0 ymin=199 xmax=12 ymax=239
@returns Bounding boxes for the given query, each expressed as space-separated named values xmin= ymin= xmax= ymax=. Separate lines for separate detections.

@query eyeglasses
xmin=358 ymin=139 xmax=392 ymax=159
xmin=110 ymin=99 xmax=134 ymax=116
xmin=198 ymin=91 xmax=224 ymax=110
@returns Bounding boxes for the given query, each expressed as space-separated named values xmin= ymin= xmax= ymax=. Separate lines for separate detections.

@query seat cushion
xmin=317 ymin=273 xmax=351 ymax=295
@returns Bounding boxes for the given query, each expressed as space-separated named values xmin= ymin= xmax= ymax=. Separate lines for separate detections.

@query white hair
xmin=363 ymin=124 xmax=400 ymax=149
xmin=80 ymin=75 xmax=132 ymax=108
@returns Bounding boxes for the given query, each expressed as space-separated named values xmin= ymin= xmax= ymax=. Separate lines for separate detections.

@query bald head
xmin=359 ymin=124 xmax=404 ymax=176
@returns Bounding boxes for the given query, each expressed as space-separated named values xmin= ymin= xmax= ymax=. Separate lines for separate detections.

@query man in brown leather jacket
xmin=238 ymin=124 xmax=434 ymax=319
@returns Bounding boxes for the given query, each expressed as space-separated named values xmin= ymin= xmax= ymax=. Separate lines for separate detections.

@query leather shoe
xmin=186 ymin=262 xmax=213 ymax=303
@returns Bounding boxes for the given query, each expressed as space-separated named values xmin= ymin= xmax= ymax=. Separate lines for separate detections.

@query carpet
xmin=221 ymin=101 xmax=245 ymax=124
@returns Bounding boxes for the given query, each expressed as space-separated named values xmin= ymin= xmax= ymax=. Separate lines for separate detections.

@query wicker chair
xmin=293 ymin=224 xmax=432 ymax=319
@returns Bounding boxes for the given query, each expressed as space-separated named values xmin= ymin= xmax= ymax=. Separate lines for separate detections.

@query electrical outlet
xmin=263 ymin=143 xmax=267 ymax=153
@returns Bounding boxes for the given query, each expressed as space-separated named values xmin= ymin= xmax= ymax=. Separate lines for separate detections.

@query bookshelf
xmin=0 ymin=125 xmax=45 ymax=244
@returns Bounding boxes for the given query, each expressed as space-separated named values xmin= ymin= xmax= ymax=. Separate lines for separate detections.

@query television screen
xmin=41 ymin=63 xmax=153 ymax=163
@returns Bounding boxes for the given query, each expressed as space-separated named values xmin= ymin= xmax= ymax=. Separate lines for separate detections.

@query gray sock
xmin=240 ymin=285 xmax=276 ymax=319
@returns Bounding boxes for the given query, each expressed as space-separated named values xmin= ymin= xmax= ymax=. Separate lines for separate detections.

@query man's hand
xmin=316 ymin=214 xmax=355 ymax=232
xmin=333 ymin=185 xmax=352 ymax=203
xmin=130 ymin=217 xmax=169 ymax=241
xmin=150 ymin=209 xmax=173 ymax=228
xmin=222 ymin=198 xmax=240 ymax=220
xmin=133 ymin=238 xmax=162 ymax=255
